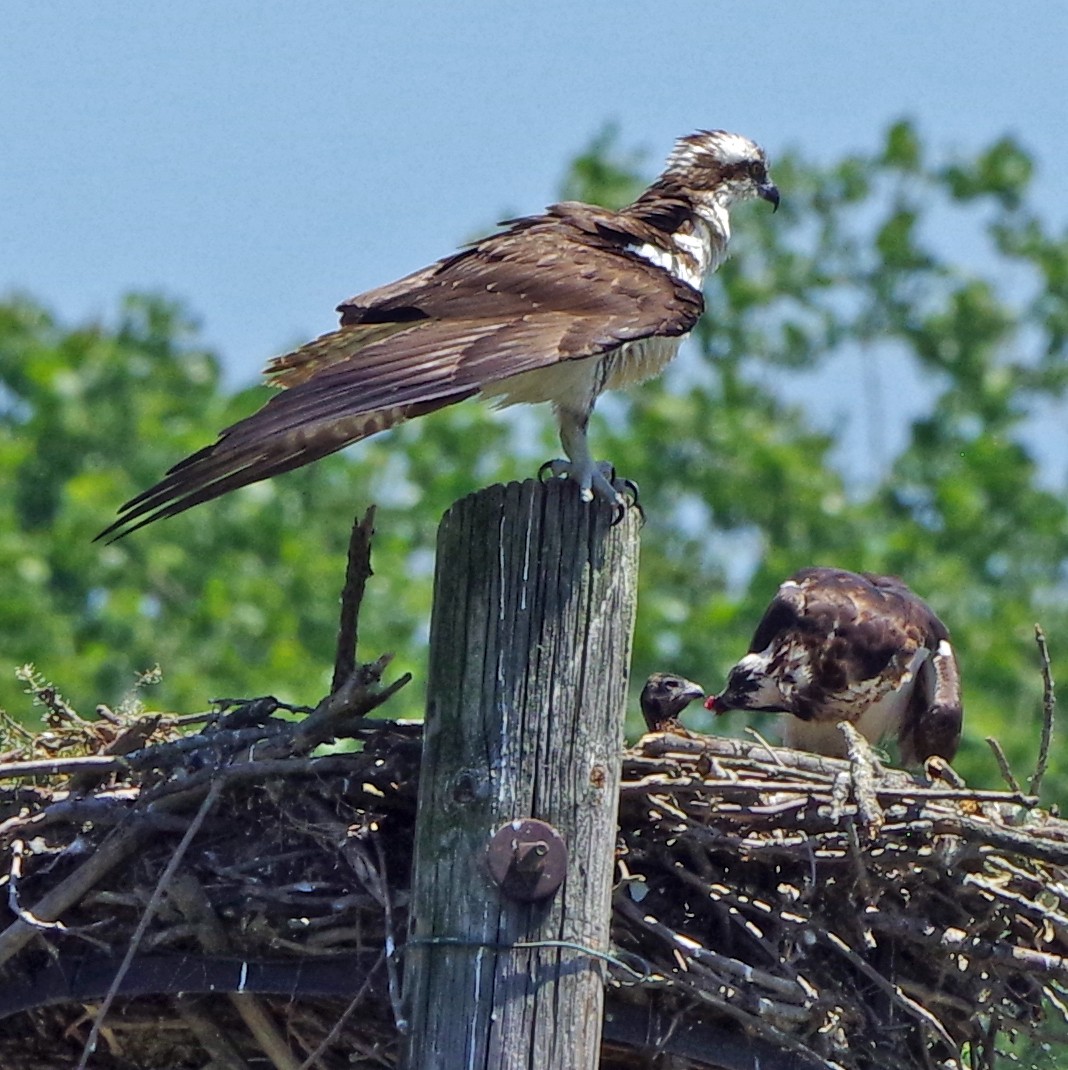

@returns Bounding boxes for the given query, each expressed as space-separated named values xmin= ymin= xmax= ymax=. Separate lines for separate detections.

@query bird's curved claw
xmin=536 ymin=457 xmax=643 ymax=524
xmin=537 ymin=458 xmax=560 ymax=483
xmin=610 ymin=476 xmax=643 ymax=526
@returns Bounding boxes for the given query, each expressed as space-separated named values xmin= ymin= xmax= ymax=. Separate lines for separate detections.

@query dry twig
xmin=75 ymin=777 xmax=224 ymax=1070
xmin=333 ymin=507 xmax=377 ymax=693
xmin=1029 ymin=623 xmax=1056 ymax=799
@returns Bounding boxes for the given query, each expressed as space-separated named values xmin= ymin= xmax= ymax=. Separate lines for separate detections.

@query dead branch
xmin=332 ymin=507 xmax=377 ymax=694
xmin=1030 ymin=624 xmax=1056 ymax=799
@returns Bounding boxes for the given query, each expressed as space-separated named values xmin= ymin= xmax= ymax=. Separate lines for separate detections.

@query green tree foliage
xmin=1 ymin=120 xmax=1065 ymax=806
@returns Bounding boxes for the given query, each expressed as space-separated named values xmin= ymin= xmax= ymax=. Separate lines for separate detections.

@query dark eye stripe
xmin=722 ymin=160 xmax=765 ymax=181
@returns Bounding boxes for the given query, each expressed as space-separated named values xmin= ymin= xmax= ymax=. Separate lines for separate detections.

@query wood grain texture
xmin=404 ymin=478 xmax=640 ymax=1070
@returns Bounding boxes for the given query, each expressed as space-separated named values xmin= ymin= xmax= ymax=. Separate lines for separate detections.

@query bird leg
xmin=539 ymin=406 xmax=638 ymax=517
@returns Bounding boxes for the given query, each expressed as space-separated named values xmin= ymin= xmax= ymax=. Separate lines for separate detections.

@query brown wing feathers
xmin=725 ymin=568 xmax=963 ymax=763
xmin=97 ymin=214 xmax=702 ymax=541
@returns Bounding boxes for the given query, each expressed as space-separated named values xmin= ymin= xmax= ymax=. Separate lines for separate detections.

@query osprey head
xmin=640 ymin=672 xmax=705 ymax=733
xmin=665 ymin=130 xmax=780 ymax=212
xmin=705 ymin=652 xmax=792 ymax=715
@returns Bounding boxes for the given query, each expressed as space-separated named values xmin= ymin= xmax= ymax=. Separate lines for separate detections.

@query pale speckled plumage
xmin=710 ymin=567 xmax=963 ymax=765
xmin=780 ymin=646 xmax=929 ymax=757
xmin=666 ymin=130 xmax=766 ymax=173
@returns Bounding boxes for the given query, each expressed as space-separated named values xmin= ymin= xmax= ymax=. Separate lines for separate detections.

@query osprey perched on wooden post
xmin=706 ymin=567 xmax=963 ymax=765
xmin=98 ymin=130 xmax=777 ymax=540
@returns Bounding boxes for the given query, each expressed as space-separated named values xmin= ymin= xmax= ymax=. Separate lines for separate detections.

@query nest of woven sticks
xmin=615 ymin=730 xmax=1068 ymax=1069
xmin=1 ymin=682 xmax=1066 ymax=1070
xmin=0 ymin=510 xmax=1065 ymax=1070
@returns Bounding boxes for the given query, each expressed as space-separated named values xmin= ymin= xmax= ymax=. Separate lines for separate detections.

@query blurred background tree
xmin=1 ymin=119 xmax=1065 ymax=806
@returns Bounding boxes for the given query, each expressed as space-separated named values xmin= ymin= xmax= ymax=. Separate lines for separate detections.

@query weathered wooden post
xmin=403 ymin=477 xmax=641 ymax=1069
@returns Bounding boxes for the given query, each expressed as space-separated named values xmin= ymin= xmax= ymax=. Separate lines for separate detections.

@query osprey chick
xmin=706 ymin=567 xmax=962 ymax=765
xmin=99 ymin=130 xmax=777 ymax=540
xmin=640 ymin=672 xmax=705 ymax=733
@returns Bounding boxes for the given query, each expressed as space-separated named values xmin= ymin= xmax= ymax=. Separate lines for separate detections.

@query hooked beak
xmin=705 ymin=689 xmax=743 ymax=714
xmin=679 ymin=681 xmax=706 ymax=705
xmin=759 ymin=182 xmax=780 ymax=212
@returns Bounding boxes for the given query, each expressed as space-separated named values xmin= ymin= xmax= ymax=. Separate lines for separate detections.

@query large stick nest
xmin=1 ymin=682 xmax=1065 ymax=1069
xmin=1 ymin=513 xmax=1065 ymax=1069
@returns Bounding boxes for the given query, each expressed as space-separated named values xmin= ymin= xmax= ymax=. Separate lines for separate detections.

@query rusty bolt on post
xmin=486 ymin=818 xmax=568 ymax=902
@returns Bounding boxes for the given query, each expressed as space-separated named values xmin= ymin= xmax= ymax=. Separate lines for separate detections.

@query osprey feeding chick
xmin=707 ymin=567 xmax=963 ymax=765
xmin=98 ymin=130 xmax=777 ymax=540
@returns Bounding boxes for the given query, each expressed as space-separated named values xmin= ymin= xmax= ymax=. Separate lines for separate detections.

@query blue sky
xmin=3 ymin=3 xmax=1067 ymax=479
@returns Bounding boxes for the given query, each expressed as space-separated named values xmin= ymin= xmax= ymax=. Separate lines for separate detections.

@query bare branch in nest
xmin=0 ymin=754 xmax=129 ymax=782
xmin=614 ymin=898 xmax=826 ymax=1065
xmin=1029 ymin=623 xmax=1056 ymax=800
xmin=293 ymin=655 xmax=412 ymax=753
xmin=0 ymin=814 xmax=160 ymax=968
xmin=129 ymin=721 xmax=293 ymax=776
xmin=744 ymin=725 xmax=787 ymax=766
xmin=75 ymin=777 xmax=224 ymax=1070
xmin=838 ymin=721 xmax=884 ymax=839
xmin=295 ymin=953 xmax=385 ymax=1070
xmin=332 ymin=506 xmax=377 ymax=694
xmin=6 ymin=840 xmax=67 ymax=933
xmin=986 ymin=735 xmax=1023 ymax=796
xmin=815 ymin=924 xmax=960 ymax=1058
xmin=167 ymin=871 xmax=305 ymax=1070
xmin=175 ymin=997 xmax=250 ymax=1070
xmin=372 ymin=833 xmax=405 ymax=1035
xmin=0 ymin=507 xmax=425 ymax=1068
xmin=0 ymin=793 xmax=187 ymax=845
